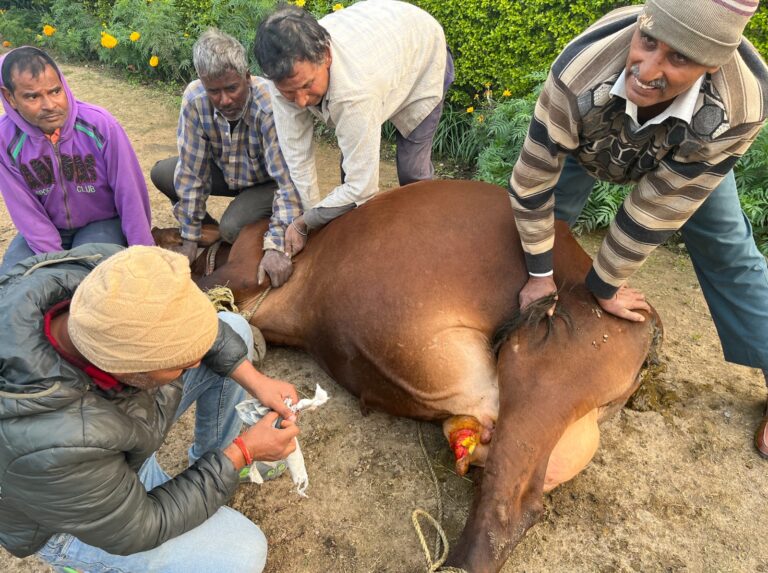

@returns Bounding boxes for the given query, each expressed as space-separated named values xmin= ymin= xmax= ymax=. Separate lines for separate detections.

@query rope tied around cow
xmin=205 ymin=285 xmax=272 ymax=321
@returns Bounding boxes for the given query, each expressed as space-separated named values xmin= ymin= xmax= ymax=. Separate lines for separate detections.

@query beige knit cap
xmin=639 ymin=0 xmax=759 ymax=67
xmin=69 ymin=246 xmax=218 ymax=373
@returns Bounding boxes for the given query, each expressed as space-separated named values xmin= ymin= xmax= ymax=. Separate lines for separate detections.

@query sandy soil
xmin=1 ymin=63 xmax=767 ymax=573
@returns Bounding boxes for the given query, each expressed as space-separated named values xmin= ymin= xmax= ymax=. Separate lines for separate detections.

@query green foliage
xmin=735 ymin=125 xmax=768 ymax=254
xmin=105 ymin=0 xmax=197 ymax=81
xmin=573 ymin=181 xmax=630 ymax=234
xmin=746 ymin=8 xmax=768 ymax=62
xmin=42 ymin=1 xmax=101 ymax=60
xmin=412 ymin=0 xmax=635 ymax=103
xmin=207 ymin=0 xmax=278 ymax=68
xmin=0 ymin=7 xmax=41 ymax=47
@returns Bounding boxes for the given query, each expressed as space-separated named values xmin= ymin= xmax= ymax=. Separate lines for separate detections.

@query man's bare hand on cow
xmin=519 ymin=275 xmax=558 ymax=316
xmin=171 ymin=238 xmax=198 ymax=265
xmin=595 ymin=284 xmax=651 ymax=322
xmin=258 ymin=249 xmax=293 ymax=287
xmin=285 ymin=216 xmax=308 ymax=257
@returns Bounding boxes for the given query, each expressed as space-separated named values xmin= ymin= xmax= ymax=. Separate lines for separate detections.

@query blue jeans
xmin=36 ymin=313 xmax=267 ymax=573
xmin=554 ymin=156 xmax=768 ymax=372
xmin=0 ymin=217 xmax=127 ymax=276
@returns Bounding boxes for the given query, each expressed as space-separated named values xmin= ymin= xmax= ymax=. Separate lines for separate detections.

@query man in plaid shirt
xmin=151 ymin=28 xmax=302 ymax=287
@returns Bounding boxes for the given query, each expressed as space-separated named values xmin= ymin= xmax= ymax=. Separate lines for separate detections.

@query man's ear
xmin=0 ymin=86 xmax=15 ymax=108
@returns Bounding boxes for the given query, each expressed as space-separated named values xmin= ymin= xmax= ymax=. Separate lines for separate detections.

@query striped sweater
xmin=508 ymin=6 xmax=768 ymax=299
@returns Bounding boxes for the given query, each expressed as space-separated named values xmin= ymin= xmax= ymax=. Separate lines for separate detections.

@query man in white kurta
xmin=254 ymin=0 xmax=453 ymax=254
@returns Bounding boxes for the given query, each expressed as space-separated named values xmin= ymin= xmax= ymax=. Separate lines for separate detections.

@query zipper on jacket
xmin=49 ymin=140 xmax=73 ymax=229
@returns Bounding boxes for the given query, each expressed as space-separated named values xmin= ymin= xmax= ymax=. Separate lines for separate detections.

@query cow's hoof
xmin=755 ymin=402 xmax=768 ymax=459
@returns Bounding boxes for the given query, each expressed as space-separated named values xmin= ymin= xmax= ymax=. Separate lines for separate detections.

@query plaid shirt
xmin=174 ymin=76 xmax=302 ymax=251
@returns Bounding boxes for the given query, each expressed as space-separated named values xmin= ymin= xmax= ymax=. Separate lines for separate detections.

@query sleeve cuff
xmin=523 ymin=250 xmax=553 ymax=276
xmin=585 ymin=266 xmax=620 ymax=300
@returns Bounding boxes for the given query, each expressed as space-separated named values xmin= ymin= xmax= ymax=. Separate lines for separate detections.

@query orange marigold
xmin=101 ymin=32 xmax=118 ymax=49
xmin=43 ymin=25 xmax=56 ymax=37
xmin=2 ymin=40 xmax=12 ymax=48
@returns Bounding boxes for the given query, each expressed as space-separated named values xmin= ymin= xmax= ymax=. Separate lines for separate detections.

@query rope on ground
xmin=412 ymin=425 xmax=469 ymax=573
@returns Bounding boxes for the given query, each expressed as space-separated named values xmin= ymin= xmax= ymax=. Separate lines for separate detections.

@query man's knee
xmin=150 ymin=157 xmax=179 ymax=201
xmin=218 ymin=216 xmax=243 ymax=244
xmin=217 ymin=510 xmax=268 ymax=572
xmin=217 ymin=311 xmax=254 ymax=361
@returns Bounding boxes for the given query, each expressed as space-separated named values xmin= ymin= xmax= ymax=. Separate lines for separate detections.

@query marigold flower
xmin=332 ymin=3 xmax=344 ymax=10
xmin=43 ymin=25 xmax=56 ymax=37
xmin=149 ymin=55 xmax=159 ymax=67
xmin=502 ymin=89 xmax=512 ymax=97
xmin=101 ymin=32 xmax=118 ymax=49
xmin=2 ymin=40 xmax=12 ymax=48
xmin=295 ymin=0 xmax=306 ymax=5
xmin=130 ymin=31 xmax=141 ymax=42
xmin=466 ymin=106 xmax=474 ymax=114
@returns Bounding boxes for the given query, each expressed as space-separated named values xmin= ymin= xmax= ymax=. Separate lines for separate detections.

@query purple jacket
xmin=0 ymin=50 xmax=153 ymax=253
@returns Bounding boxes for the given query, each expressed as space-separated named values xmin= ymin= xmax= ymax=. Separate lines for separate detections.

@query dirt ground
xmin=1 ymin=63 xmax=767 ymax=573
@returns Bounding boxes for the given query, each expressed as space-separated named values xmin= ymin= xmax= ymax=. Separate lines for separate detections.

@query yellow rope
xmin=204 ymin=285 xmax=272 ymax=321
xmin=205 ymin=285 xmax=240 ymax=313
xmin=412 ymin=425 xmax=469 ymax=573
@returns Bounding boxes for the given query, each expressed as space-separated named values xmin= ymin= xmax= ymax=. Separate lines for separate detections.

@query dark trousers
xmin=150 ymin=157 xmax=277 ymax=243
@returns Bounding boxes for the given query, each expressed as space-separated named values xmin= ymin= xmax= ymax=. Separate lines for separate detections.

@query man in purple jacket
xmin=0 ymin=47 xmax=153 ymax=274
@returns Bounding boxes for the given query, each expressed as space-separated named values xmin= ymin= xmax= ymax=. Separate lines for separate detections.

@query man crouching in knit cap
xmin=507 ymin=0 xmax=768 ymax=459
xmin=0 ymin=243 xmax=299 ymax=572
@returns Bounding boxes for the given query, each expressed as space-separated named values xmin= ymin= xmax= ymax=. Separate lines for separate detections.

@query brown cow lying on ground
xmin=155 ymin=180 xmax=660 ymax=573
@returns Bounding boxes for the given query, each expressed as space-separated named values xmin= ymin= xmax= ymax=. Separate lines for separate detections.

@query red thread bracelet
xmin=232 ymin=437 xmax=252 ymax=466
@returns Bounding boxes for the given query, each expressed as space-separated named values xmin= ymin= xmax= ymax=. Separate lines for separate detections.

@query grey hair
xmin=192 ymin=28 xmax=249 ymax=79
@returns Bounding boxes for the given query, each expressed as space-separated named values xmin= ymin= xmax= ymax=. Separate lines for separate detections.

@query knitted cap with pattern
xmin=639 ymin=0 xmax=759 ymax=67
xmin=69 ymin=246 xmax=218 ymax=373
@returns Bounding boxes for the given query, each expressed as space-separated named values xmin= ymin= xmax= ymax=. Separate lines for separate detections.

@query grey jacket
xmin=0 ymin=244 xmax=247 ymax=557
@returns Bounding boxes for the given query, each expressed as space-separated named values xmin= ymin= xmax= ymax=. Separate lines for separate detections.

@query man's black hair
xmin=1 ymin=47 xmax=60 ymax=93
xmin=253 ymin=5 xmax=331 ymax=81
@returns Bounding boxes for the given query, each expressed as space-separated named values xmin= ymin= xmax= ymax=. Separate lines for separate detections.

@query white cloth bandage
xmin=235 ymin=384 xmax=329 ymax=496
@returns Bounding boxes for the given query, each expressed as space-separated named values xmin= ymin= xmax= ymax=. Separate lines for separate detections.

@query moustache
xmin=630 ymin=64 xmax=667 ymax=90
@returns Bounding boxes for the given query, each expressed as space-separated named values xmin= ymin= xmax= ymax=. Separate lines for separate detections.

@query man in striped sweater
xmin=508 ymin=0 xmax=768 ymax=457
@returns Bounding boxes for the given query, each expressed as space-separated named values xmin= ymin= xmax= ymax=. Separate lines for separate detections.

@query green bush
xmin=412 ymin=0 xmax=633 ymax=103
xmin=42 ymin=1 xmax=100 ymax=60
xmin=0 ymin=7 xmax=42 ymax=47
xmin=412 ymin=0 xmax=768 ymax=104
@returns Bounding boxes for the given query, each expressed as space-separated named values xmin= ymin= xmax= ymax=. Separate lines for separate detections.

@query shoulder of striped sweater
xmin=716 ymin=40 xmax=768 ymax=126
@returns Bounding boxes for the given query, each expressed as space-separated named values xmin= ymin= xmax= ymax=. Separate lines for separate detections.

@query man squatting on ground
xmin=0 ymin=47 xmax=153 ymax=275
xmin=0 ymin=245 xmax=300 ymax=572
xmin=508 ymin=0 xmax=768 ymax=457
xmin=254 ymin=0 xmax=454 ymax=256
xmin=151 ymin=28 xmax=303 ymax=287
